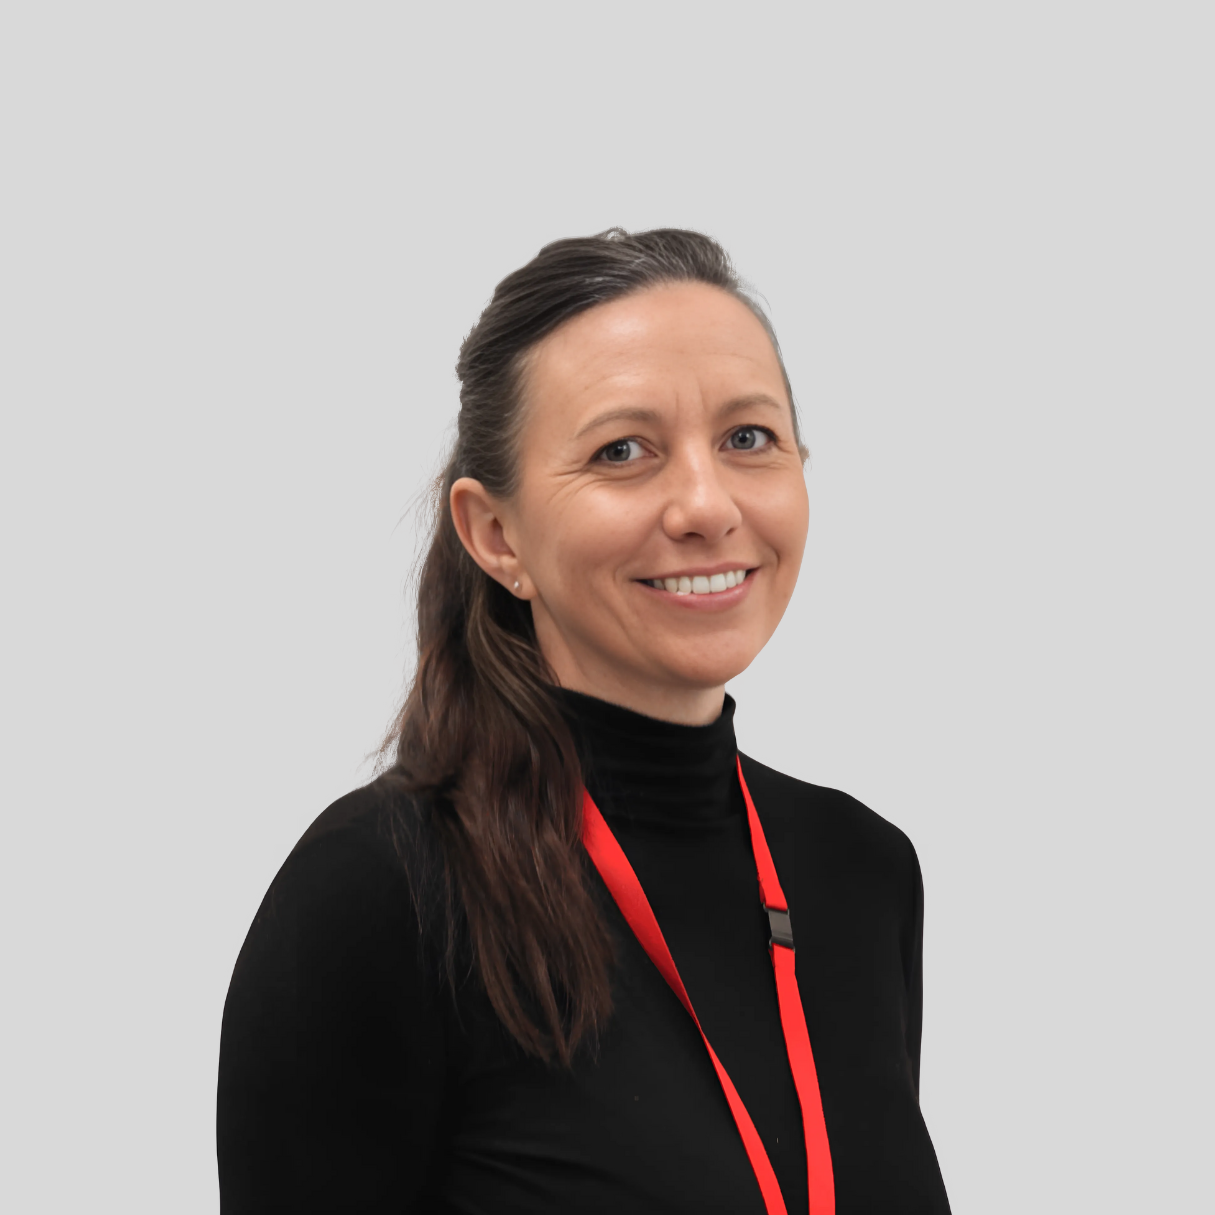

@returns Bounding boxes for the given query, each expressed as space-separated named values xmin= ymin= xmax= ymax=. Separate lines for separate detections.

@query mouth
xmin=637 ymin=568 xmax=751 ymax=597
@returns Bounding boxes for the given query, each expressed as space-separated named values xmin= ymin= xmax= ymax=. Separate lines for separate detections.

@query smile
xmin=641 ymin=569 xmax=750 ymax=596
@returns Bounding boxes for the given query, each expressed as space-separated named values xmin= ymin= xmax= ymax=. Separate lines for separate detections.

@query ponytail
xmin=390 ymin=477 xmax=611 ymax=1063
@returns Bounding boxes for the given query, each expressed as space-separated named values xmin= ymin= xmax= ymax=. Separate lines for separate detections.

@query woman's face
xmin=452 ymin=281 xmax=809 ymax=724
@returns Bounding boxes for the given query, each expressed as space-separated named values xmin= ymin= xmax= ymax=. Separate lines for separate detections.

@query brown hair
xmin=386 ymin=228 xmax=797 ymax=1063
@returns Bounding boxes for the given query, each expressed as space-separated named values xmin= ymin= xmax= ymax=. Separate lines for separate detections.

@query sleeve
xmin=900 ymin=835 xmax=926 ymax=1100
xmin=217 ymin=821 xmax=449 ymax=1213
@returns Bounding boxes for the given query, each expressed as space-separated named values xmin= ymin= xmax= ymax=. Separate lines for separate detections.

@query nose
xmin=660 ymin=446 xmax=743 ymax=544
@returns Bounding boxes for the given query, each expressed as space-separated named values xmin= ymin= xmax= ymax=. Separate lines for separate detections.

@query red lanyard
xmin=581 ymin=757 xmax=835 ymax=1215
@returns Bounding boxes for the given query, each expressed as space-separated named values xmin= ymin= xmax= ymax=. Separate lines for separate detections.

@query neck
xmin=557 ymin=687 xmax=742 ymax=824
xmin=540 ymin=651 xmax=725 ymax=726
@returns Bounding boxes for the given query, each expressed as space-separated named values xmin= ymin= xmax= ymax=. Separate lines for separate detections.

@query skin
xmin=450 ymin=281 xmax=809 ymax=726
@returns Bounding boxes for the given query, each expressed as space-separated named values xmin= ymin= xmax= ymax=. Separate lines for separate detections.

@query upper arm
xmin=217 ymin=825 xmax=448 ymax=1213
xmin=899 ymin=834 xmax=926 ymax=1098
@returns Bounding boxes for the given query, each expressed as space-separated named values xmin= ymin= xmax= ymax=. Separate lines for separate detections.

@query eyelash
xmin=726 ymin=425 xmax=777 ymax=451
xmin=594 ymin=425 xmax=778 ymax=464
xmin=594 ymin=438 xmax=647 ymax=464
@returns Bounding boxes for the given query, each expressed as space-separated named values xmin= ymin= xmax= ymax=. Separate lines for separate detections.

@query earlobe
xmin=450 ymin=476 xmax=525 ymax=594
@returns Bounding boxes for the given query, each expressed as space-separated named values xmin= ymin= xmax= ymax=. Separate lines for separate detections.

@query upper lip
xmin=637 ymin=563 xmax=754 ymax=581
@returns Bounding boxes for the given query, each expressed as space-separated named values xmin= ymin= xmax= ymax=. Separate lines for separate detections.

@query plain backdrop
xmin=2 ymin=4 xmax=1211 ymax=1211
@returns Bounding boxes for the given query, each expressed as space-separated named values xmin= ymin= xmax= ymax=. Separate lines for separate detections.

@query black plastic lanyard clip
xmin=766 ymin=906 xmax=795 ymax=950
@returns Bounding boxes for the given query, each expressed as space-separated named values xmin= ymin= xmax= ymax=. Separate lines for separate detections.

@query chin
xmin=653 ymin=648 xmax=761 ymax=692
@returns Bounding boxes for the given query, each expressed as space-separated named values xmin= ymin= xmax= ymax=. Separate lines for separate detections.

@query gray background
xmin=3 ymin=4 xmax=1211 ymax=1211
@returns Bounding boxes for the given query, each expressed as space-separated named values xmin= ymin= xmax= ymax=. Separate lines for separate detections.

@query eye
xmin=725 ymin=426 xmax=775 ymax=451
xmin=596 ymin=437 xmax=646 ymax=464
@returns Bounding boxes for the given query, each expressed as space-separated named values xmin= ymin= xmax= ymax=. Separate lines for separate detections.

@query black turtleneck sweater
xmin=218 ymin=694 xmax=950 ymax=1213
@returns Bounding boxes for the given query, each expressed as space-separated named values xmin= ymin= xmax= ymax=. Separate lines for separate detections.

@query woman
xmin=217 ymin=229 xmax=950 ymax=1214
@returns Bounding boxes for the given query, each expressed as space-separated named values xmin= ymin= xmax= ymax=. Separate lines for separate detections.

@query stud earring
xmin=514 ymin=580 xmax=521 ymax=592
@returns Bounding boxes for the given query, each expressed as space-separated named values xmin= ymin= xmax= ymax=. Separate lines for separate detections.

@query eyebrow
xmin=573 ymin=394 xmax=787 ymax=440
xmin=573 ymin=407 xmax=663 ymax=439
xmin=718 ymin=393 xmax=788 ymax=418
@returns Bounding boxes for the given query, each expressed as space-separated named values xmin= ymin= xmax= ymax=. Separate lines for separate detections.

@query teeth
xmin=648 ymin=569 xmax=749 ymax=594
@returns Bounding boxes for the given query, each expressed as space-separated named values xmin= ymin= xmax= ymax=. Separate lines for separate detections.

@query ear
xmin=449 ymin=477 xmax=531 ymax=598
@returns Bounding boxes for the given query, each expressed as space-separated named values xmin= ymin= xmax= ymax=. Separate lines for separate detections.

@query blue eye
xmin=727 ymin=426 xmax=774 ymax=451
xmin=598 ymin=438 xmax=645 ymax=463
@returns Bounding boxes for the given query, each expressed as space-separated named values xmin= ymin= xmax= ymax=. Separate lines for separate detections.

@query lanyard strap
xmin=581 ymin=757 xmax=835 ymax=1215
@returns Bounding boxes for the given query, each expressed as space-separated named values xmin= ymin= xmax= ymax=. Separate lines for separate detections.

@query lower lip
xmin=635 ymin=572 xmax=756 ymax=610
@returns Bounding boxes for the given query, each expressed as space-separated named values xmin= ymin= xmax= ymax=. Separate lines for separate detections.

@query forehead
xmin=523 ymin=281 xmax=787 ymax=413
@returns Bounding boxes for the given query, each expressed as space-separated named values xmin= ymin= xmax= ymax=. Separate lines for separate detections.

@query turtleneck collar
xmin=557 ymin=688 xmax=743 ymax=827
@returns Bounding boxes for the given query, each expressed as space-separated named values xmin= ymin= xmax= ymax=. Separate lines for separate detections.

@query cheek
xmin=519 ymin=488 xmax=650 ymax=588
xmin=750 ymin=474 xmax=809 ymax=567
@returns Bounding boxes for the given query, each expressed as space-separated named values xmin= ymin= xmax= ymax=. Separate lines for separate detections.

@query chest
xmin=427 ymin=823 xmax=938 ymax=1215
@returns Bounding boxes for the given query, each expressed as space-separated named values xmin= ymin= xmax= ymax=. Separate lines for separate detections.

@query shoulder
xmin=738 ymin=752 xmax=921 ymax=891
xmin=243 ymin=773 xmax=433 ymax=956
xmin=293 ymin=771 xmax=408 ymax=855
